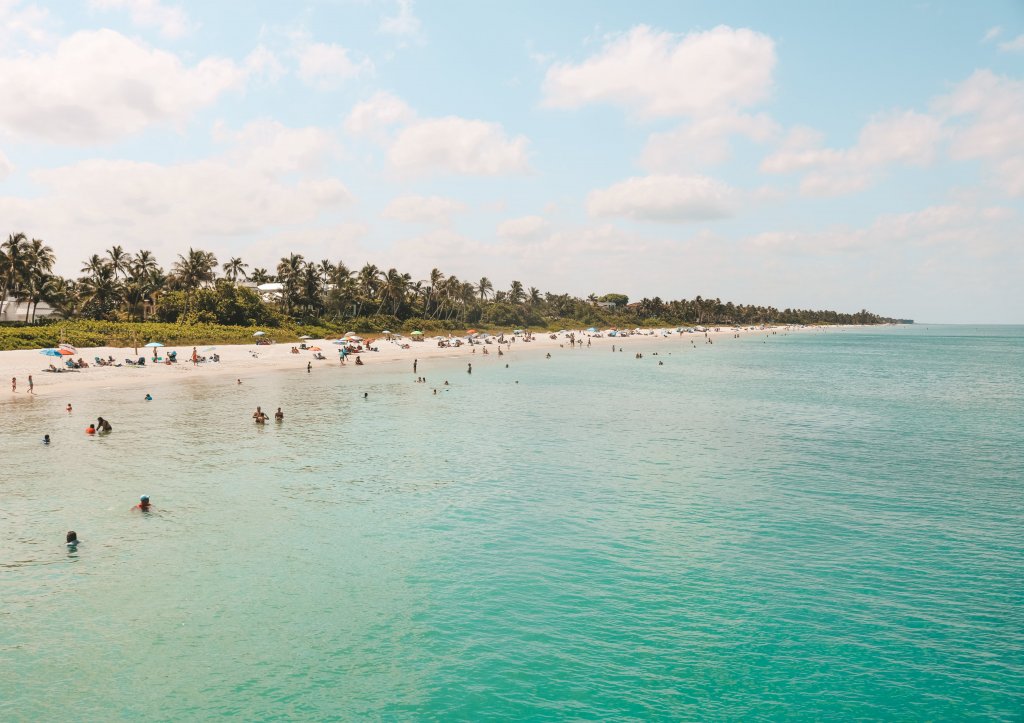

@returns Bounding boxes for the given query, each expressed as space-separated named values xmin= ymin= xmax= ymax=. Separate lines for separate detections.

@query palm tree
xmin=356 ymin=263 xmax=381 ymax=316
xmin=509 ymin=280 xmax=525 ymax=305
xmin=107 ymin=245 xmax=130 ymax=278
xmin=222 ymin=256 xmax=249 ymax=283
xmin=276 ymin=253 xmax=305 ymax=315
xmin=528 ymin=286 xmax=541 ymax=307
xmin=249 ymin=268 xmax=271 ymax=285
xmin=170 ymin=247 xmax=218 ymax=318
xmin=18 ymin=239 xmax=55 ymax=321
xmin=477 ymin=276 xmax=493 ymax=301
xmin=0 ymin=232 xmax=28 ymax=318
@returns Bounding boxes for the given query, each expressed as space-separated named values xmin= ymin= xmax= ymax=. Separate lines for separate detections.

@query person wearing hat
xmin=132 ymin=495 xmax=152 ymax=511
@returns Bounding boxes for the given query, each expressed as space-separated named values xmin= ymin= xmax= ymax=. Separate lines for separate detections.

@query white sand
xmin=1 ymin=326 xmax=816 ymax=396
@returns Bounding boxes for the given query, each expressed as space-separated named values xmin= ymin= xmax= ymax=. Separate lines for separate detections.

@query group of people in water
xmin=252 ymin=406 xmax=284 ymax=425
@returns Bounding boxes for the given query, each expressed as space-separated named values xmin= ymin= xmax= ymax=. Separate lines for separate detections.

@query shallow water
xmin=2 ymin=326 xmax=1022 ymax=719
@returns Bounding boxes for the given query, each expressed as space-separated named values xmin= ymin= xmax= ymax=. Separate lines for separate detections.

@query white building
xmin=0 ymin=297 xmax=57 ymax=323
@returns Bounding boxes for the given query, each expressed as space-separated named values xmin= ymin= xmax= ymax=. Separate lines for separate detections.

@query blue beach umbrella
xmin=40 ymin=348 xmax=62 ymax=356
xmin=586 ymin=327 xmax=597 ymax=333
xmin=144 ymin=342 xmax=164 ymax=348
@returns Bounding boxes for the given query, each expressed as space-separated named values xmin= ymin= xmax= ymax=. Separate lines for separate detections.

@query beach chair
xmin=138 ymin=357 xmax=146 ymax=366
xmin=65 ymin=359 xmax=76 ymax=369
xmin=95 ymin=356 xmax=105 ymax=366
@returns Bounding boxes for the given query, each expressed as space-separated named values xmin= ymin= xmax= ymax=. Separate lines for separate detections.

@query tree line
xmin=0 ymin=233 xmax=897 ymax=329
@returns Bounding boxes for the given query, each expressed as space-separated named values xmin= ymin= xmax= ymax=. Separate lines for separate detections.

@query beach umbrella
xmin=299 ymin=335 xmax=313 ymax=340
xmin=586 ymin=327 xmax=597 ymax=333
xmin=58 ymin=348 xmax=75 ymax=355
xmin=202 ymin=346 xmax=216 ymax=352
xmin=348 ymin=335 xmax=363 ymax=342
xmin=411 ymin=330 xmax=423 ymax=335
xmin=144 ymin=342 xmax=164 ymax=347
xmin=253 ymin=331 xmax=266 ymax=337
xmin=59 ymin=343 xmax=77 ymax=353
xmin=381 ymin=330 xmax=392 ymax=334
xmin=40 ymin=348 xmax=62 ymax=357
xmin=466 ymin=329 xmax=477 ymax=334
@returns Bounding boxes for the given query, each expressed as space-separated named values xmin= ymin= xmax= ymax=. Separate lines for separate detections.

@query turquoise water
xmin=2 ymin=326 xmax=1022 ymax=719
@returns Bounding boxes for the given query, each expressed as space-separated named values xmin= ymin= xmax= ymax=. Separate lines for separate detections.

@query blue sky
xmin=0 ymin=0 xmax=1022 ymax=322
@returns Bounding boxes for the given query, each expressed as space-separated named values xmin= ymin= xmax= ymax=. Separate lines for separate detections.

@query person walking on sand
xmin=191 ymin=347 xmax=199 ymax=366
xmin=27 ymin=375 xmax=33 ymax=394
xmin=11 ymin=377 xmax=15 ymax=393
xmin=307 ymin=361 xmax=312 ymax=373
xmin=413 ymin=359 xmax=418 ymax=373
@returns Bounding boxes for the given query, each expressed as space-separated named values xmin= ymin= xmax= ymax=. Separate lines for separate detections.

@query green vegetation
xmin=0 ymin=234 xmax=897 ymax=350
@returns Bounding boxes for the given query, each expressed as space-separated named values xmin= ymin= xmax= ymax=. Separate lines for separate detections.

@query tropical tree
xmin=0 ymin=232 xmax=28 ymax=318
xmin=477 ymin=276 xmax=493 ymax=301
xmin=509 ymin=280 xmax=525 ymax=305
xmin=170 ymin=247 xmax=218 ymax=319
xmin=222 ymin=256 xmax=249 ymax=283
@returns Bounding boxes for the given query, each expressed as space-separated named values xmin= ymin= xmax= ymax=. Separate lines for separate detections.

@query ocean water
xmin=1 ymin=325 xmax=1022 ymax=720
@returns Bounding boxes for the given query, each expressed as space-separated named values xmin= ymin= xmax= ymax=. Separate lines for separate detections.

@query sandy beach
xmin=1 ymin=326 xmax=813 ymax=397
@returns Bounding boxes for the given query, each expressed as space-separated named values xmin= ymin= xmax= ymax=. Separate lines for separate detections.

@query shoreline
xmin=0 ymin=325 xmax=837 ymax=399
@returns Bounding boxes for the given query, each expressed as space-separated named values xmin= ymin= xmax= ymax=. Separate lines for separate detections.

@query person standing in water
xmin=132 ymin=495 xmax=152 ymax=511
xmin=467 ymin=363 xmax=472 ymax=375
xmin=66 ymin=531 xmax=79 ymax=548
xmin=43 ymin=434 xmax=50 ymax=445
xmin=413 ymin=359 xmax=418 ymax=373
xmin=275 ymin=408 xmax=284 ymax=422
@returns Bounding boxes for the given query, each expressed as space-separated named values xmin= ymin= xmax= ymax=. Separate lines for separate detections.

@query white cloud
xmin=497 ymin=215 xmax=549 ymax=240
xmin=388 ymin=117 xmax=529 ymax=175
xmin=587 ymin=174 xmax=736 ymax=221
xmin=379 ymin=0 xmax=421 ymax=39
xmin=0 ymin=122 xmax=351 ymax=271
xmin=939 ymin=70 xmax=1024 ymax=196
xmin=0 ymin=29 xmax=246 ymax=144
xmin=382 ymin=195 xmax=465 ymax=224
xmin=296 ymin=40 xmax=373 ymax=88
xmin=642 ymin=112 xmax=778 ymax=171
xmin=0 ymin=148 xmax=13 ymax=180
xmin=90 ymin=0 xmax=194 ymax=38
xmin=244 ymin=45 xmax=286 ymax=83
xmin=543 ymin=25 xmax=776 ymax=118
xmin=761 ymin=111 xmax=943 ymax=196
xmin=0 ymin=0 xmax=52 ymax=45
xmin=983 ymin=26 xmax=1002 ymax=43
xmin=998 ymin=34 xmax=1024 ymax=52
xmin=345 ymin=91 xmax=416 ymax=135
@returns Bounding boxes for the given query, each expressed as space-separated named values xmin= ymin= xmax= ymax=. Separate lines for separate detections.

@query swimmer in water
xmin=97 ymin=417 xmax=112 ymax=433
xmin=132 ymin=495 xmax=152 ymax=511
xmin=275 ymin=407 xmax=283 ymax=421
xmin=66 ymin=403 xmax=72 ymax=413
xmin=66 ymin=530 xmax=79 ymax=548
xmin=144 ymin=393 xmax=152 ymax=401
xmin=86 ymin=424 xmax=96 ymax=435
xmin=237 ymin=378 xmax=242 ymax=385
xmin=43 ymin=434 xmax=50 ymax=445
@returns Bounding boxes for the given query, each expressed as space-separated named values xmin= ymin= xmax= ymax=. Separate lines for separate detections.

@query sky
xmin=1 ymin=1 xmax=1022 ymax=323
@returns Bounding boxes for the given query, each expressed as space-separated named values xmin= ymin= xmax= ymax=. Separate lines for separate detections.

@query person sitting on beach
xmin=291 ymin=347 xmax=299 ymax=354
xmin=132 ymin=495 xmax=151 ymax=511
xmin=49 ymin=364 xmax=58 ymax=372
xmin=275 ymin=407 xmax=283 ymax=422
xmin=66 ymin=530 xmax=79 ymax=548
xmin=355 ymin=356 xmax=363 ymax=366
